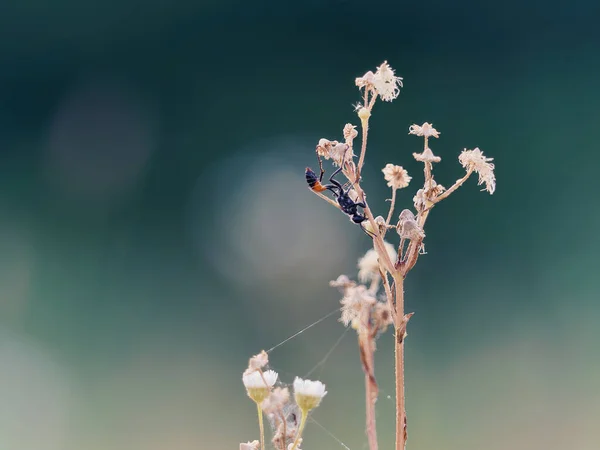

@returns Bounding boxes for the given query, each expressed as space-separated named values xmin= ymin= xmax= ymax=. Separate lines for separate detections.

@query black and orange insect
xmin=305 ymin=150 xmax=367 ymax=225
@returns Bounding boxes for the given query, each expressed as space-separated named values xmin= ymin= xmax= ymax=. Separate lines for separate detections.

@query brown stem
xmin=360 ymin=332 xmax=379 ymax=450
xmin=379 ymin=269 xmax=398 ymax=325
xmin=386 ymin=188 xmax=397 ymax=226
xmin=393 ymin=275 xmax=406 ymax=450
xmin=433 ymin=167 xmax=474 ymax=204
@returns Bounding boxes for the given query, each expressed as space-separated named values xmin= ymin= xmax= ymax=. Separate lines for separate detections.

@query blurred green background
xmin=0 ymin=1 xmax=599 ymax=449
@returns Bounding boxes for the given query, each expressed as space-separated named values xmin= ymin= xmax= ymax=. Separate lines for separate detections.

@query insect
xmin=305 ymin=150 xmax=367 ymax=225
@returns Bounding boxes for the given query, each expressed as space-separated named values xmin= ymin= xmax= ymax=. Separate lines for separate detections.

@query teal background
xmin=0 ymin=1 xmax=598 ymax=449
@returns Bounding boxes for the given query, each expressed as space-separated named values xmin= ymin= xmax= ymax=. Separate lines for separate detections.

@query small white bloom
xmin=294 ymin=377 xmax=327 ymax=411
xmin=382 ymin=164 xmax=412 ymax=189
xmin=243 ymin=369 xmax=278 ymax=389
xmin=358 ymin=242 xmax=396 ymax=282
xmin=458 ymin=147 xmax=496 ymax=194
xmin=413 ymin=147 xmax=441 ymax=163
xmin=240 ymin=441 xmax=260 ymax=450
xmin=409 ymin=122 xmax=440 ymax=138
xmin=372 ymin=61 xmax=403 ymax=102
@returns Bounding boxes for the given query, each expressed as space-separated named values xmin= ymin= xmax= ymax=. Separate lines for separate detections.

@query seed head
xmin=343 ymin=123 xmax=358 ymax=143
xmin=262 ymin=387 xmax=290 ymax=415
xmin=409 ymin=122 xmax=440 ymax=138
xmin=358 ymin=242 xmax=396 ymax=282
xmin=413 ymin=147 xmax=441 ymax=163
xmin=355 ymin=70 xmax=375 ymax=89
xmin=293 ymin=377 xmax=327 ymax=412
xmin=340 ymin=284 xmax=376 ymax=328
xmin=248 ymin=350 xmax=269 ymax=371
xmin=372 ymin=61 xmax=403 ymax=102
xmin=382 ymin=164 xmax=412 ymax=189
xmin=458 ymin=147 xmax=496 ymax=194
xmin=240 ymin=441 xmax=260 ymax=450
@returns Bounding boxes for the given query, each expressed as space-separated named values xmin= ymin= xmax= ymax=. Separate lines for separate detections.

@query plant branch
xmin=386 ymin=188 xmax=397 ymax=226
xmin=359 ymin=330 xmax=379 ymax=450
xmin=393 ymin=274 xmax=406 ymax=450
xmin=433 ymin=167 xmax=474 ymax=204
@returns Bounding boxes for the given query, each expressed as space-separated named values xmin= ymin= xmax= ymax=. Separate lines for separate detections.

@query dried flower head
xmin=240 ymin=441 xmax=260 ymax=450
xmin=248 ymin=350 xmax=269 ymax=371
xmin=288 ymin=440 xmax=302 ymax=450
xmin=262 ymin=387 xmax=290 ymax=415
xmin=409 ymin=122 xmax=440 ymax=138
xmin=343 ymin=123 xmax=358 ymax=143
xmin=413 ymin=189 xmax=427 ymax=211
xmin=398 ymin=217 xmax=425 ymax=241
xmin=373 ymin=301 xmax=394 ymax=333
xmin=372 ymin=61 xmax=403 ymax=102
xmin=424 ymin=179 xmax=446 ymax=198
xmin=413 ymin=147 xmax=441 ymax=163
xmin=340 ymin=284 xmax=376 ymax=328
xmin=355 ymin=70 xmax=375 ymax=89
xmin=459 ymin=147 xmax=496 ymax=194
xmin=382 ymin=164 xmax=412 ymax=189
xmin=243 ymin=369 xmax=278 ymax=403
xmin=398 ymin=209 xmax=416 ymax=223
xmin=329 ymin=274 xmax=355 ymax=289
xmin=293 ymin=377 xmax=327 ymax=412
xmin=358 ymin=242 xmax=396 ymax=282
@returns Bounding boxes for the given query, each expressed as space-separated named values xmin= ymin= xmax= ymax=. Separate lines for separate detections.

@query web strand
xmin=304 ymin=327 xmax=350 ymax=378
xmin=266 ymin=307 xmax=341 ymax=353
xmin=308 ymin=416 xmax=351 ymax=450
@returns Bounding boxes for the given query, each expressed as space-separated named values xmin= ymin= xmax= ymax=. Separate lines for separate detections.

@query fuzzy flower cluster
xmin=241 ymin=351 xmax=327 ymax=450
xmin=459 ymin=147 xmax=496 ymax=194
xmin=331 ymin=244 xmax=396 ymax=336
xmin=316 ymin=138 xmax=354 ymax=167
xmin=356 ymin=61 xmax=403 ymax=102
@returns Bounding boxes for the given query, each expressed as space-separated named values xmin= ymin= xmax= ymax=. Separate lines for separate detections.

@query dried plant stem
xmin=433 ymin=167 xmax=474 ymax=204
xmin=386 ymin=188 xmax=397 ymax=226
xmin=257 ymin=403 xmax=265 ymax=450
xmin=363 ymin=336 xmax=378 ymax=450
xmin=393 ymin=275 xmax=406 ymax=450
xmin=290 ymin=410 xmax=308 ymax=450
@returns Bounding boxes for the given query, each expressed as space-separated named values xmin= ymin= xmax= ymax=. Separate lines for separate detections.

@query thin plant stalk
xmin=394 ymin=275 xmax=406 ymax=450
xmin=257 ymin=403 xmax=265 ymax=450
xmin=290 ymin=410 xmax=308 ymax=450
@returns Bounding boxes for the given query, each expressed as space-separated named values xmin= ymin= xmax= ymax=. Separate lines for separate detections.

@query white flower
xmin=358 ymin=242 xmax=396 ymax=282
xmin=243 ymin=369 xmax=278 ymax=389
xmin=372 ymin=61 xmax=403 ymax=102
xmin=458 ymin=147 xmax=496 ymax=194
xmin=413 ymin=147 xmax=441 ymax=163
xmin=294 ymin=377 xmax=327 ymax=411
xmin=382 ymin=164 xmax=412 ymax=189
xmin=240 ymin=441 xmax=260 ymax=450
xmin=409 ymin=122 xmax=440 ymax=138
